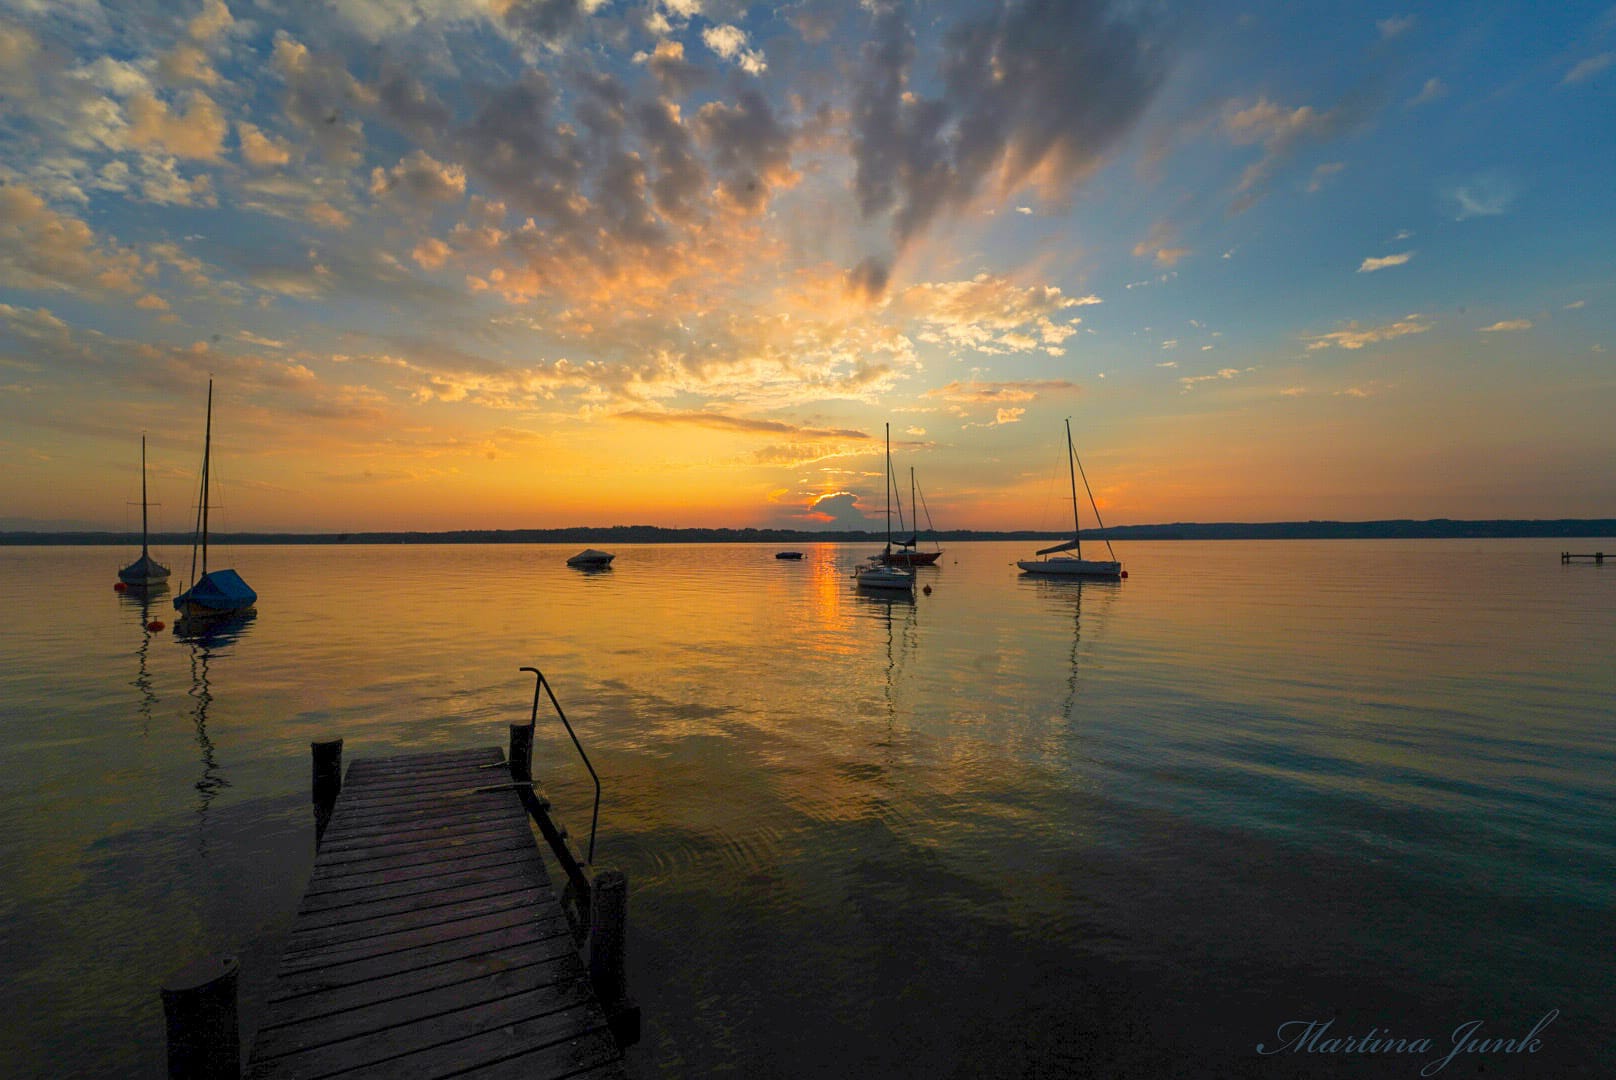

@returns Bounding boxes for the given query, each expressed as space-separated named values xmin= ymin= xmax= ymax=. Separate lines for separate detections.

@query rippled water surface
xmin=1 ymin=539 xmax=1613 ymax=1076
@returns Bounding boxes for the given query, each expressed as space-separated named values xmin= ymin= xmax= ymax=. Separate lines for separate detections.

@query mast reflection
xmin=176 ymin=610 xmax=255 ymax=824
xmin=118 ymin=588 xmax=164 ymax=736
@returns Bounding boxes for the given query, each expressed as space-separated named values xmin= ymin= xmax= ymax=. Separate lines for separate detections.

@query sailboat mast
xmin=1064 ymin=417 xmax=1081 ymax=559
xmin=200 ymin=379 xmax=213 ymax=576
xmin=884 ymin=423 xmax=892 ymax=551
xmin=140 ymin=434 xmax=150 ymax=556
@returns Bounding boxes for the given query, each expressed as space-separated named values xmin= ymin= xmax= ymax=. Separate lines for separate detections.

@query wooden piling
xmin=589 ymin=868 xmax=641 ymax=1046
xmin=509 ymin=722 xmax=534 ymax=782
xmin=161 ymin=955 xmax=240 ymax=1080
xmin=310 ymin=739 xmax=342 ymax=848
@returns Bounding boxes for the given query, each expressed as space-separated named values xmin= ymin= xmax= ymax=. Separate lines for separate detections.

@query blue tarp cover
xmin=174 ymin=568 xmax=256 ymax=612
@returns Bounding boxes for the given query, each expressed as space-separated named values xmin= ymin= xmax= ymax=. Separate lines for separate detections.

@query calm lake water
xmin=1 ymin=539 xmax=1612 ymax=1077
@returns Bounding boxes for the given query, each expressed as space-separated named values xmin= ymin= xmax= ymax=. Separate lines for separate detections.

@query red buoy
xmin=114 ymin=581 xmax=128 ymax=592
xmin=1121 ymin=570 xmax=1129 ymax=579
xmin=147 ymin=620 xmax=166 ymax=632
xmin=922 ymin=584 xmax=932 ymax=595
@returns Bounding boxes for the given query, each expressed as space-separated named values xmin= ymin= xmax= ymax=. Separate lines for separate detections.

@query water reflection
xmin=118 ymin=589 xmax=164 ymax=735
xmin=1021 ymin=577 xmax=1120 ymax=721
xmin=177 ymin=611 xmax=253 ymax=828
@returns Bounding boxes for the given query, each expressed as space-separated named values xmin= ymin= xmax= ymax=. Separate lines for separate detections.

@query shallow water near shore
xmin=1 ymin=538 xmax=1612 ymax=1076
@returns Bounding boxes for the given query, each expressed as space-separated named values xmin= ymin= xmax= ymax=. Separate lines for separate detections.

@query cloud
xmin=237 ymin=122 xmax=293 ymax=168
xmin=801 ymin=491 xmax=877 ymax=528
xmin=1406 ymin=77 xmax=1446 ymax=107
xmin=1443 ymin=173 xmax=1514 ymax=219
xmin=125 ymin=90 xmax=228 ymax=160
xmin=1304 ymin=314 xmax=1431 ymax=350
xmin=702 ymin=25 xmax=766 ymax=75
xmin=1377 ymin=15 xmax=1414 ymax=38
xmin=1307 ymin=161 xmax=1344 ymax=191
xmin=1358 ymin=251 xmax=1414 ymax=273
xmin=369 ymin=150 xmax=467 ymax=205
xmin=614 ymin=410 xmax=869 ymax=440
xmin=897 ymin=274 xmax=1087 ymax=355
xmin=1178 ymin=366 xmax=1255 ymax=391
xmin=926 ymin=379 xmax=1076 ymax=406
xmin=1561 ymin=52 xmax=1613 ymax=85
xmin=848 ymin=0 xmax=1164 ymax=289
xmin=1477 ymin=319 xmax=1532 ymax=332
xmin=1223 ymin=95 xmax=1360 ymax=210
xmin=0 ymin=184 xmax=151 ymax=296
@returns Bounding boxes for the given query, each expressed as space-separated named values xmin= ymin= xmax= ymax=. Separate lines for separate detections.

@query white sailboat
xmin=173 ymin=380 xmax=257 ymax=620
xmin=856 ymin=424 xmax=917 ymax=593
xmin=118 ymin=434 xmax=171 ymax=588
xmin=1018 ymin=418 xmax=1123 ymax=580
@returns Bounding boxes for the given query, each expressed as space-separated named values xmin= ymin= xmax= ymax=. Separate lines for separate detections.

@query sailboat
xmin=118 ymin=434 xmax=171 ymax=588
xmin=879 ymin=466 xmax=943 ymax=568
xmin=855 ymin=424 xmax=917 ymax=593
xmin=1017 ymin=418 xmax=1123 ymax=580
xmin=172 ymin=380 xmax=257 ymax=620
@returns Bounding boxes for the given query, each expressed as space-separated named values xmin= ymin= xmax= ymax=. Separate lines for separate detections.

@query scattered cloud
xmin=1478 ymin=319 xmax=1532 ymax=332
xmin=1223 ymin=96 xmax=1360 ymax=211
xmin=1305 ymin=314 xmax=1431 ymax=350
xmin=702 ymin=25 xmax=766 ymax=75
xmin=1358 ymin=251 xmax=1414 ymax=273
xmin=1564 ymin=300 xmax=1585 ymax=310
xmin=1179 ymin=366 xmax=1256 ymax=391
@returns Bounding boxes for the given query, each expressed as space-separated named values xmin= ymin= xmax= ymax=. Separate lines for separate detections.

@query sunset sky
xmin=2 ymin=0 xmax=1611 ymax=533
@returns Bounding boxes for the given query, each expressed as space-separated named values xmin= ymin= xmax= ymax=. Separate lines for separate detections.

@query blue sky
xmin=1 ymin=0 xmax=1611 ymax=532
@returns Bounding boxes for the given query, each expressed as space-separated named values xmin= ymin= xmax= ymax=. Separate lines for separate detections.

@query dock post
xmin=161 ymin=955 xmax=240 ymax=1079
xmin=311 ymin=739 xmax=343 ymax=849
xmin=509 ymin=722 xmax=534 ymax=782
xmin=588 ymin=868 xmax=641 ymax=1047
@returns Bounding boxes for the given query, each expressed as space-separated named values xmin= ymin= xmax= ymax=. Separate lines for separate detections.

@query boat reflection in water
xmin=118 ymin=588 xmax=165 ymax=736
xmin=177 ymin=610 xmax=254 ymax=830
xmin=1020 ymin=575 xmax=1121 ymax=722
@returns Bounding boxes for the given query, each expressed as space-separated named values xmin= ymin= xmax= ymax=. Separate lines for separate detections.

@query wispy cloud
xmin=1377 ymin=15 xmax=1415 ymax=38
xmin=1305 ymin=314 xmax=1431 ymax=350
xmin=1178 ymin=366 xmax=1255 ymax=391
xmin=1223 ymin=96 xmax=1361 ymax=211
xmin=1478 ymin=319 xmax=1532 ymax=333
xmin=1406 ymin=78 xmax=1447 ymax=107
xmin=1561 ymin=52 xmax=1613 ymax=85
xmin=1358 ymin=251 xmax=1414 ymax=273
xmin=1444 ymin=173 xmax=1515 ymax=219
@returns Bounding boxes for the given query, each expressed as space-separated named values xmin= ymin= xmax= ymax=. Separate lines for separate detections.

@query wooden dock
xmin=241 ymin=745 xmax=630 ymax=1080
xmin=1561 ymin=551 xmax=1606 ymax=563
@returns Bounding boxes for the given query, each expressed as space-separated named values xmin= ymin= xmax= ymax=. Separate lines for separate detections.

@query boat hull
xmin=566 ymin=549 xmax=614 ymax=568
xmin=1017 ymin=557 xmax=1123 ymax=579
xmin=119 ymin=552 xmax=171 ymax=587
xmin=880 ymin=550 xmax=941 ymax=567
xmin=856 ymin=567 xmax=916 ymax=591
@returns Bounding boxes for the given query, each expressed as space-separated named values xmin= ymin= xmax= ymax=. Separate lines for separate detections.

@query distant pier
xmin=1561 ymin=551 xmax=1606 ymax=563
xmin=161 ymin=698 xmax=637 ymax=1079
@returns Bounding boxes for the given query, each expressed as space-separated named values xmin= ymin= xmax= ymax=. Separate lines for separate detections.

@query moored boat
xmin=567 ymin=548 xmax=615 ymax=568
xmin=118 ymin=435 xmax=171 ymax=589
xmin=1017 ymin=418 xmax=1123 ymax=580
xmin=172 ymin=380 xmax=257 ymax=620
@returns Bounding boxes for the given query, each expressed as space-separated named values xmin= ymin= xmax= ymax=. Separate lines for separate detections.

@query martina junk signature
xmin=1256 ymin=1010 xmax=1559 ymax=1076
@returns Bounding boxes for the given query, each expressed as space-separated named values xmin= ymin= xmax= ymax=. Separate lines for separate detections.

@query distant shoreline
xmin=3 ymin=519 xmax=1612 ymax=546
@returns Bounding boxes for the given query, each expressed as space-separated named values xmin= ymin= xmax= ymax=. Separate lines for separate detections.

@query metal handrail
xmin=521 ymin=666 xmax=601 ymax=864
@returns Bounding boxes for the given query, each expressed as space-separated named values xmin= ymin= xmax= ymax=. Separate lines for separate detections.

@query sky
xmin=1 ymin=0 xmax=1612 ymax=534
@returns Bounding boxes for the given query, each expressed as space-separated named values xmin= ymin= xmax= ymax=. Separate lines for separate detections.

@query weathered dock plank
xmin=245 ymin=748 xmax=628 ymax=1080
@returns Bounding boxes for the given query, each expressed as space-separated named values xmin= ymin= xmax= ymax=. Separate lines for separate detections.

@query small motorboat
xmin=775 ymin=551 xmax=804 ymax=560
xmin=566 ymin=549 xmax=615 ymax=568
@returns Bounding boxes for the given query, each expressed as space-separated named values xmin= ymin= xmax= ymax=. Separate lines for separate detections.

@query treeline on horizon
xmin=4 ymin=519 xmax=1612 ymax=546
